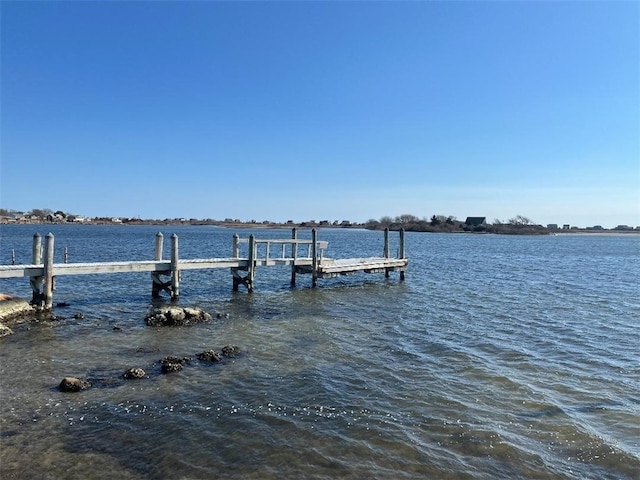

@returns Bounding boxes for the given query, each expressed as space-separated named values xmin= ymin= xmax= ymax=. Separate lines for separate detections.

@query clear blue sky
xmin=1 ymin=1 xmax=638 ymax=228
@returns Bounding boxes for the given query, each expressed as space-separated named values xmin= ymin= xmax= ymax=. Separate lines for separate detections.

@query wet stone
xmin=197 ymin=350 xmax=221 ymax=362
xmin=123 ymin=367 xmax=147 ymax=379
xmin=221 ymin=345 xmax=241 ymax=357
xmin=59 ymin=377 xmax=91 ymax=392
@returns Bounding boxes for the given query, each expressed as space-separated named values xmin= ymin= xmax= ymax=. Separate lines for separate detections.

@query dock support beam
xmin=311 ymin=228 xmax=318 ymax=288
xmin=399 ymin=228 xmax=406 ymax=281
xmin=42 ymin=233 xmax=55 ymax=310
xmin=384 ymin=228 xmax=390 ymax=277
xmin=290 ymin=228 xmax=297 ymax=287
xmin=151 ymin=232 xmax=165 ymax=298
xmin=30 ymin=233 xmax=43 ymax=305
xmin=170 ymin=234 xmax=180 ymax=300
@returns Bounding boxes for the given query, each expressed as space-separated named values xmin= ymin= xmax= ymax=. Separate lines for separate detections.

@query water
xmin=0 ymin=224 xmax=638 ymax=479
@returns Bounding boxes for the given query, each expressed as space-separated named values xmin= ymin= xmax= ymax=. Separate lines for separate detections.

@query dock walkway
xmin=0 ymin=228 xmax=407 ymax=310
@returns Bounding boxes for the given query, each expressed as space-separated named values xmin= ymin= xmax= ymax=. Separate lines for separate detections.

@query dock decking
xmin=1 ymin=228 xmax=407 ymax=310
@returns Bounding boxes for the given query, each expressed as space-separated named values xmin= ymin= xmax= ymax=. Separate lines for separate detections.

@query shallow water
xmin=1 ymin=225 xmax=638 ymax=479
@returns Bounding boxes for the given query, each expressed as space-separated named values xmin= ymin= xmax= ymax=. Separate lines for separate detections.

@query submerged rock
xmin=123 ymin=367 xmax=147 ymax=380
xmin=221 ymin=345 xmax=241 ymax=357
xmin=145 ymin=306 xmax=212 ymax=327
xmin=159 ymin=355 xmax=191 ymax=374
xmin=197 ymin=349 xmax=221 ymax=362
xmin=59 ymin=377 xmax=91 ymax=392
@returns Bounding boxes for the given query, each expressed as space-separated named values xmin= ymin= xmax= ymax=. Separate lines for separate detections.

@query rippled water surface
xmin=1 ymin=225 xmax=638 ymax=479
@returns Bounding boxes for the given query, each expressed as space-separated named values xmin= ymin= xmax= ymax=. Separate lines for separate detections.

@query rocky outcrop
xmin=0 ymin=294 xmax=35 ymax=324
xmin=145 ymin=306 xmax=212 ymax=327
xmin=59 ymin=377 xmax=91 ymax=392
xmin=0 ymin=323 xmax=14 ymax=338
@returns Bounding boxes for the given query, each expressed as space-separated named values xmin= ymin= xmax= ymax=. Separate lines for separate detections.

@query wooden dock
xmin=0 ymin=228 xmax=407 ymax=310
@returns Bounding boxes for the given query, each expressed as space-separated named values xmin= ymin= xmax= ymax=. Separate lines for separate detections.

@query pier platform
xmin=0 ymin=228 xmax=407 ymax=310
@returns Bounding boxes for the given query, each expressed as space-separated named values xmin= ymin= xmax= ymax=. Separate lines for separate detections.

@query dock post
xmin=290 ymin=228 xmax=297 ymax=287
xmin=399 ymin=228 xmax=406 ymax=281
xmin=170 ymin=234 xmax=180 ymax=300
xmin=30 ymin=233 xmax=43 ymax=305
xmin=151 ymin=232 xmax=164 ymax=297
xmin=311 ymin=228 xmax=318 ymax=287
xmin=384 ymin=227 xmax=390 ymax=258
xmin=247 ymin=234 xmax=256 ymax=292
xmin=384 ymin=227 xmax=390 ymax=278
xmin=232 ymin=234 xmax=240 ymax=258
xmin=42 ymin=233 xmax=55 ymax=310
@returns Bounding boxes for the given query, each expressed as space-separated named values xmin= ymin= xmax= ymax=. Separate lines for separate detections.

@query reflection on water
xmin=1 ymin=225 xmax=639 ymax=479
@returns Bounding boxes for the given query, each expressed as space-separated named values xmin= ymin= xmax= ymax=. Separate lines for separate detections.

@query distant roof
xmin=465 ymin=217 xmax=486 ymax=225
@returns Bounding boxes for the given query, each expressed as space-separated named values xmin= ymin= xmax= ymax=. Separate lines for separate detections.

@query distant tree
xmin=395 ymin=214 xmax=419 ymax=224
xmin=54 ymin=210 xmax=67 ymax=218
xmin=28 ymin=208 xmax=52 ymax=218
xmin=379 ymin=216 xmax=393 ymax=227
xmin=430 ymin=215 xmax=441 ymax=226
xmin=493 ymin=218 xmax=503 ymax=225
xmin=0 ymin=208 xmax=10 ymax=216
xmin=508 ymin=215 xmax=534 ymax=226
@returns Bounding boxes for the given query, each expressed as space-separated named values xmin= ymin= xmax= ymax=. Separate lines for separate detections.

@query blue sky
xmin=1 ymin=1 xmax=638 ymax=227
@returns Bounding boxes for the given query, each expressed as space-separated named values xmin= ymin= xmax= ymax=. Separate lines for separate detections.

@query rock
xmin=56 ymin=302 xmax=71 ymax=308
xmin=123 ymin=367 xmax=147 ymax=379
xmin=159 ymin=355 xmax=191 ymax=374
xmin=59 ymin=377 xmax=91 ymax=392
xmin=145 ymin=306 xmax=212 ymax=327
xmin=0 ymin=294 xmax=35 ymax=322
xmin=0 ymin=323 xmax=14 ymax=337
xmin=197 ymin=349 xmax=221 ymax=362
xmin=221 ymin=345 xmax=241 ymax=357
xmin=161 ymin=362 xmax=183 ymax=374
xmin=73 ymin=312 xmax=85 ymax=319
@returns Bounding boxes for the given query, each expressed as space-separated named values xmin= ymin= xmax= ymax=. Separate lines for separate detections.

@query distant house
xmin=464 ymin=217 xmax=486 ymax=227
xmin=563 ymin=224 xmax=571 ymax=230
xmin=547 ymin=224 xmax=559 ymax=230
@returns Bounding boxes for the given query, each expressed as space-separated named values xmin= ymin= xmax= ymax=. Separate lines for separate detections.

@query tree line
xmin=364 ymin=214 xmax=549 ymax=234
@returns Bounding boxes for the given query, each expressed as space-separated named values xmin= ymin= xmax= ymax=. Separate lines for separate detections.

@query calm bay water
xmin=0 ymin=224 xmax=638 ymax=479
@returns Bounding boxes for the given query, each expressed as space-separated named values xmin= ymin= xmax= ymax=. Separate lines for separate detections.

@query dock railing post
xmin=170 ymin=234 xmax=180 ymax=300
xmin=399 ymin=228 xmax=406 ymax=281
xmin=42 ymin=233 xmax=55 ymax=310
xmin=311 ymin=228 xmax=318 ymax=287
xmin=384 ymin=227 xmax=390 ymax=258
xmin=151 ymin=232 xmax=164 ymax=297
xmin=232 ymin=234 xmax=240 ymax=258
xmin=290 ymin=228 xmax=297 ymax=287
xmin=30 ymin=233 xmax=43 ymax=305
xmin=247 ymin=234 xmax=256 ymax=292
xmin=384 ymin=227 xmax=390 ymax=278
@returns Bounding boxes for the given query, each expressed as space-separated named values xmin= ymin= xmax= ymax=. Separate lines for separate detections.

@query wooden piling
xmin=232 ymin=234 xmax=240 ymax=258
xmin=11 ymin=249 xmax=15 ymax=265
xmin=30 ymin=233 xmax=43 ymax=305
xmin=170 ymin=234 xmax=179 ymax=300
xmin=311 ymin=229 xmax=318 ymax=288
xmin=399 ymin=228 xmax=406 ymax=281
xmin=247 ymin=234 xmax=256 ymax=293
xmin=290 ymin=228 xmax=297 ymax=287
xmin=151 ymin=232 xmax=164 ymax=297
xmin=42 ymin=233 xmax=55 ymax=310
xmin=384 ymin=227 xmax=390 ymax=278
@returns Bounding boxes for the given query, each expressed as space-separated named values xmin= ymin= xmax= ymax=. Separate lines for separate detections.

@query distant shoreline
xmin=2 ymin=219 xmax=638 ymax=235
